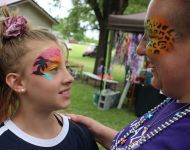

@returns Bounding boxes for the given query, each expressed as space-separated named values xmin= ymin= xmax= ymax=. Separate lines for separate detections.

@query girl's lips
xmin=59 ymin=90 xmax=71 ymax=99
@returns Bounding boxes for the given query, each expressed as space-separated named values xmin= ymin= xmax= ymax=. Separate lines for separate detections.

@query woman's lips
xmin=150 ymin=68 xmax=156 ymax=74
xmin=147 ymin=63 xmax=156 ymax=74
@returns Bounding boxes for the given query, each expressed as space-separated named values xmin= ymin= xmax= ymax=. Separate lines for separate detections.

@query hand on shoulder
xmin=67 ymin=114 xmax=118 ymax=149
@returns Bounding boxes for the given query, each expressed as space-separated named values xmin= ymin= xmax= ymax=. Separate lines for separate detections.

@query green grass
xmin=62 ymin=80 xmax=136 ymax=150
xmin=68 ymin=43 xmax=126 ymax=82
xmin=68 ymin=44 xmax=95 ymax=72
xmin=63 ymin=80 xmax=136 ymax=130
xmin=62 ymin=43 xmax=136 ymax=149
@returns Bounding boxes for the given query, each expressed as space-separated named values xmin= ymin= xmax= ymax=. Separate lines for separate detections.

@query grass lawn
xmin=61 ymin=43 xmax=136 ymax=149
xmin=68 ymin=43 xmax=126 ymax=83
xmin=68 ymin=44 xmax=95 ymax=72
xmin=63 ymin=80 xmax=136 ymax=130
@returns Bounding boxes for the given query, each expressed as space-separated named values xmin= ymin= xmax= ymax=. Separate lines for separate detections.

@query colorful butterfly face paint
xmin=145 ymin=16 xmax=176 ymax=56
xmin=32 ymin=48 xmax=61 ymax=80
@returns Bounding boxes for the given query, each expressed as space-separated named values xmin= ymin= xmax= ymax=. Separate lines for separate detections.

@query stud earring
xmin=18 ymin=88 xmax=26 ymax=94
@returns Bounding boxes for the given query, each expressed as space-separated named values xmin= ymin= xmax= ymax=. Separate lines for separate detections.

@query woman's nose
xmin=136 ymin=39 xmax=146 ymax=56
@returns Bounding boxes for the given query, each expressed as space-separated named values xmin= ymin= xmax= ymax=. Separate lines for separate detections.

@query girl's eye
xmin=49 ymin=67 xmax=59 ymax=74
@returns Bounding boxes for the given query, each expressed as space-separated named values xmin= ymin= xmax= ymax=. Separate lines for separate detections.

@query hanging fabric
xmin=112 ymin=32 xmax=144 ymax=83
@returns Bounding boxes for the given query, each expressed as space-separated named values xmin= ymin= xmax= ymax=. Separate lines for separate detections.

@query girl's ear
xmin=5 ymin=73 xmax=26 ymax=93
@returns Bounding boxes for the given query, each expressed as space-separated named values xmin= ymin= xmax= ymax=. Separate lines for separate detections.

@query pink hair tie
xmin=3 ymin=16 xmax=28 ymax=38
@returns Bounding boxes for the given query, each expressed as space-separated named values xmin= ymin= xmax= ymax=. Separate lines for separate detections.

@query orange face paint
xmin=145 ymin=16 xmax=176 ymax=56
xmin=32 ymin=48 xmax=61 ymax=80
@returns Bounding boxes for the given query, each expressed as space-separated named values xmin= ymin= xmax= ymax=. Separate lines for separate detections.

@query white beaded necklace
xmin=111 ymin=98 xmax=190 ymax=150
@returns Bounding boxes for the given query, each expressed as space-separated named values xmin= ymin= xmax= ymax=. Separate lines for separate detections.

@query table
xmin=82 ymin=72 xmax=118 ymax=90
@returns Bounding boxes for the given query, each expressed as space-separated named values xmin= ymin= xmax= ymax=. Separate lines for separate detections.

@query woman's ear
xmin=5 ymin=73 xmax=26 ymax=94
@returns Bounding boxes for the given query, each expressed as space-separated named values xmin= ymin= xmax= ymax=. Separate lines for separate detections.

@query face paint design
xmin=32 ymin=48 xmax=61 ymax=80
xmin=145 ymin=16 xmax=176 ymax=56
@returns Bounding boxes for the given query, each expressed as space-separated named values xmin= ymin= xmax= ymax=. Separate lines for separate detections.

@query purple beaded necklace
xmin=111 ymin=98 xmax=190 ymax=150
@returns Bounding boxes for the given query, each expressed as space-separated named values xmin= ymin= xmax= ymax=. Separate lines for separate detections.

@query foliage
xmin=53 ymin=0 xmax=149 ymax=39
xmin=53 ymin=0 xmax=149 ymax=75
xmin=83 ymin=37 xmax=98 ymax=44
xmin=53 ymin=0 xmax=97 ymax=41
xmin=125 ymin=0 xmax=150 ymax=14
xmin=53 ymin=17 xmax=85 ymax=41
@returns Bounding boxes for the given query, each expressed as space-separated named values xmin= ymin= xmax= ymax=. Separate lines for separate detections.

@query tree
xmin=53 ymin=0 xmax=149 ymax=74
xmin=54 ymin=17 xmax=85 ymax=41
xmin=125 ymin=0 xmax=149 ymax=14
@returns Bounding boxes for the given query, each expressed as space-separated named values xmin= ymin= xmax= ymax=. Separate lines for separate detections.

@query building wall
xmin=10 ymin=2 xmax=53 ymax=29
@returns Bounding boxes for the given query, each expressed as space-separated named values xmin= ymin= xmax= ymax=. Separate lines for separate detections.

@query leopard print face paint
xmin=145 ymin=16 xmax=176 ymax=56
xmin=32 ymin=48 xmax=61 ymax=80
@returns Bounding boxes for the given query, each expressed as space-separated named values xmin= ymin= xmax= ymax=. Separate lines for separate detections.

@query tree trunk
xmin=107 ymin=31 xmax=115 ymax=71
xmin=91 ymin=0 xmax=129 ymax=74
xmin=93 ymin=23 xmax=109 ymax=74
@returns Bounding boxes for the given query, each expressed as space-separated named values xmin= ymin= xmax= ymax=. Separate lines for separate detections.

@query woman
xmin=71 ymin=0 xmax=190 ymax=149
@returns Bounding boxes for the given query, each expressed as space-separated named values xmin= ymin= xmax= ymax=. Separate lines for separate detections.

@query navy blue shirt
xmin=0 ymin=116 xmax=98 ymax=150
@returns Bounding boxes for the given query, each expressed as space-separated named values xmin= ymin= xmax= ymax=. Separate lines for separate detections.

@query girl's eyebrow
xmin=50 ymin=60 xmax=60 ymax=63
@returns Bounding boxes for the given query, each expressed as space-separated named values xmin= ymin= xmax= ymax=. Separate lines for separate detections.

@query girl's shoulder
xmin=58 ymin=113 xmax=91 ymax=138
xmin=0 ymin=121 xmax=8 ymax=137
xmin=58 ymin=114 xmax=99 ymax=150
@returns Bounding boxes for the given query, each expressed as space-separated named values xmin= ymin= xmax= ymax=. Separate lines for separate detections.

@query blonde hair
xmin=0 ymin=7 xmax=58 ymax=122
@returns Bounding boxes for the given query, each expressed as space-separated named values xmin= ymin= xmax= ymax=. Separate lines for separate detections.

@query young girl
xmin=0 ymin=7 xmax=98 ymax=150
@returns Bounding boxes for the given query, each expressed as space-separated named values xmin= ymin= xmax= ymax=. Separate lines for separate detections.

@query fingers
xmin=64 ymin=113 xmax=118 ymax=149
xmin=66 ymin=114 xmax=95 ymax=128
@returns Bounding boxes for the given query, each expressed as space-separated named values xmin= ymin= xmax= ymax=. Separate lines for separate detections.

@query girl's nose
xmin=136 ymin=37 xmax=146 ymax=56
xmin=62 ymin=68 xmax=74 ymax=84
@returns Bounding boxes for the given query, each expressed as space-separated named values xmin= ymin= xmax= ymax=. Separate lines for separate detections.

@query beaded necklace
xmin=111 ymin=98 xmax=190 ymax=150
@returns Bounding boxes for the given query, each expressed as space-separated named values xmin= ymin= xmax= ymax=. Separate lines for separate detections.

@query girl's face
xmin=21 ymin=41 xmax=74 ymax=112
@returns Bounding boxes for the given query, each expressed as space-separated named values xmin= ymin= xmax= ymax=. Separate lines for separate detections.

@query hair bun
xmin=3 ymin=16 xmax=28 ymax=39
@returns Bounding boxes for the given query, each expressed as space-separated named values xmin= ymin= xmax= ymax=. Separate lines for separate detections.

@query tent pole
xmin=117 ymin=79 xmax=130 ymax=109
xmin=102 ymin=29 xmax=110 ymax=91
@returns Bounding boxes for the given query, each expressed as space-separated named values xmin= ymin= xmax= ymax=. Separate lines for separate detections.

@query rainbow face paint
xmin=145 ymin=16 xmax=176 ymax=56
xmin=32 ymin=48 xmax=61 ymax=80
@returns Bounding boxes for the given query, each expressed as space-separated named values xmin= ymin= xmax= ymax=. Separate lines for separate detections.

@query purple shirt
xmin=111 ymin=98 xmax=190 ymax=150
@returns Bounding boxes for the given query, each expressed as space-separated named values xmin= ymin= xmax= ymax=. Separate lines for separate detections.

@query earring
xmin=18 ymin=88 xmax=26 ymax=94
